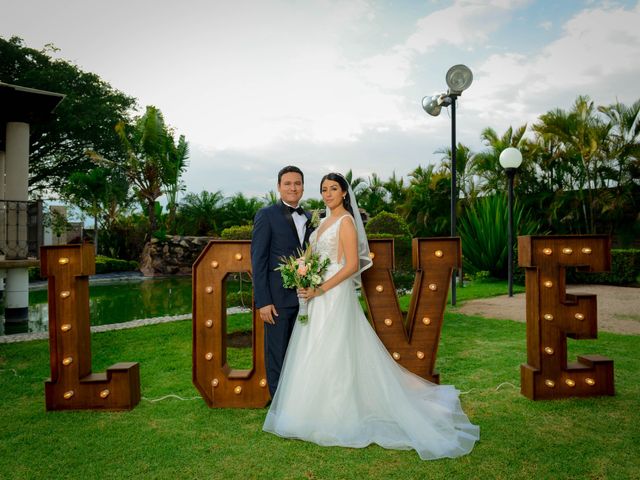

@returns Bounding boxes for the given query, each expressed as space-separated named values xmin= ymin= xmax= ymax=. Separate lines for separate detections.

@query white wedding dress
xmin=263 ymin=215 xmax=479 ymax=460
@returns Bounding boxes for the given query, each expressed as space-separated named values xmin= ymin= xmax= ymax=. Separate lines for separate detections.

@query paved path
xmin=455 ymin=285 xmax=640 ymax=335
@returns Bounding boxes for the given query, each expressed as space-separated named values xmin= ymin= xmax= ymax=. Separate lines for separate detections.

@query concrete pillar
xmin=0 ymin=149 xmax=5 ymax=198
xmin=5 ymin=268 xmax=28 ymax=322
xmin=0 ymin=149 xmax=5 ymax=259
xmin=4 ymin=122 xmax=30 ymax=322
xmin=5 ymin=122 xmax=29 ymax=200
xmin=0 ymin=150 xmax=5 ymax=300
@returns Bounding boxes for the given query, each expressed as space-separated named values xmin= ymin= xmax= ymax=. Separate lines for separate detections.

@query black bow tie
xmin=288 ymin=205 xmax=305 ymax=215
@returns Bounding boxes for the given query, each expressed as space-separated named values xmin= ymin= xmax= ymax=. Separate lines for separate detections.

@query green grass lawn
xmin=1 ymin=281 xmax=638 ymax=479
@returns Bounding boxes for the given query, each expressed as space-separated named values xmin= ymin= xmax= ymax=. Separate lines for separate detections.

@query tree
xmin=435 ymin=142 xmax=480 ymax=209
xmin=164 ymin=132 xmax=189 ymax=232
xmin=91 ymin=105 xmax=187 ymax=239
xmin=302 ymin=198 xmax=326 ymax=211
xmin=399 ymin=164 xmax=450 ymax=236
xmin=0 ymin=36 xmax=135 ymax=194
xmin=597 ymin=99 xmax=640 ymax=235
xmin=473 ymin=124 xmax=528 ymax=195
xmin=176 ymin=190 xmax=224 ymax=236
xmin=343 ymin=169 xmax=366 ymax=202
xmin=357 ymin=173 xmax=390 ymax=217
xmin=219 ymin=193 xmax=263 ymax=229
xmin=62 ymin=167 xmax=132 ymax=253
xmin=383 ymin=171 xmax=407 ymax=211
xmin=533 ymin=96 xmax=610 ymax=233
xmin=262 ymin=190 xmax=279 ymax=206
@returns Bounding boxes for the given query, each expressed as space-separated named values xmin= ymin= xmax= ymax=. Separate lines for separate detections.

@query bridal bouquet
xmin=276 ymin=245 xmax=330 ymax=323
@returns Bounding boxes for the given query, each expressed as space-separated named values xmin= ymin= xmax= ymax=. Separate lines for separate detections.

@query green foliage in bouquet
xmin=276 ymin=245 xmax=331 ymax=323
xmin=276 ymin=245 xmax=330 ymax=290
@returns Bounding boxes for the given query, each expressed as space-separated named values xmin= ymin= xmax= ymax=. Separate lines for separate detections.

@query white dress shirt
xmin=283 ymin=201 xmax=307 ymax=245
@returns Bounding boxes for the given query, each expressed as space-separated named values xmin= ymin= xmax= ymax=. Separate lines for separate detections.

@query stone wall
xmin=139 ymin=236 xmax=212 ymax=276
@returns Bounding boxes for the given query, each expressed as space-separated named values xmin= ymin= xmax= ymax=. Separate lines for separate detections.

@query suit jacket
xmin=251 ymin=200 xmax=314 ymax=309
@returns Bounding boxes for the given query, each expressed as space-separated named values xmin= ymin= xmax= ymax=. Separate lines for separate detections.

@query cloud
xmin=404 ymin=0 xmax=530 ymax=54
xmin=5 ymin=0 xmax=640 ymax=199
xmin=466 ymin=2 xmax=640 ymax=133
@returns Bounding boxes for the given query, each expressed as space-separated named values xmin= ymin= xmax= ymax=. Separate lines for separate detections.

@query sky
xmin=2 ymin=0 xmax=640 ymax=202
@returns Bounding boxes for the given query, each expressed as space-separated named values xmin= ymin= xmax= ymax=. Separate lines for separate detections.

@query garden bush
xmin=221 ymin=224 xmax=253 ymax=240
xmin=95 ymin=255 xmax=139 ymax=274
xmin=28 ymin=255 xmax=139 ymax=281
xmin=366 ymin=212 xmax=414 ymax=291
xmin=365 ymin=211 xmax=412 ymax=238
xmin=568 ymin=249 xmax=640 ymax=286
xmin=458 ymin=194 xmax=540 ymax=278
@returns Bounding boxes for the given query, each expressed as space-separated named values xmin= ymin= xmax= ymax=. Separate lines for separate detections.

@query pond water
xmin=0 ymin=276 xmax=254 ymax=336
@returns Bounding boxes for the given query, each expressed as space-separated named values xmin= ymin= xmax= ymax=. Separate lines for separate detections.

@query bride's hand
xmin=298 ymin=287 xmax=325 ymax=299
xmin=297 ymin=287 xmax=312 ymax=299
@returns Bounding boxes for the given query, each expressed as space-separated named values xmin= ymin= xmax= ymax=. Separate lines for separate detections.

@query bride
xmin=263 ymin=172 xmax=479 ymax=460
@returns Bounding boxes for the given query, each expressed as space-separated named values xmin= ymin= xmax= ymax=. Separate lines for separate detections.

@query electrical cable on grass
xmin=142 ymin=394 xmax=202 ymax=402
xmin=459 ymin=381 xmax=517 ymax=395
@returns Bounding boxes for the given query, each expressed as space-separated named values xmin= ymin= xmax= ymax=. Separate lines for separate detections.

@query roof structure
xmin=0 ymin=82 xmax=64 ymax=150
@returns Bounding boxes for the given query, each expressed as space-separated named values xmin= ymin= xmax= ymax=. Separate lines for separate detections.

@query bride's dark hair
xmin=320 ymin=172 xmax=354 ymax=217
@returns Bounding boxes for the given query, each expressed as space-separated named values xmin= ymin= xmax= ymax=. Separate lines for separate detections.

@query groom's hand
xmin=260 ymin=304 xmax=278 ymax=324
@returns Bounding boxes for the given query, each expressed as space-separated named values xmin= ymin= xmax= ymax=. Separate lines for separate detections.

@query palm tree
xmin=344 ymin=169 xmax=366 ymax=202
xmin=597 ymin=98 xmax=640 ymax=234
xmin=62 ymin=167 xmax=132 ymax=253
xmin=383 ymin=171 xmax=407 ymax=211
xmin=302 ymin=198 xmax=325 ymax=212
xmin=533 ymin=96 xmax=610 ymax=233
xmin=358 ymin=173 xmax=389 ymax=217
xmin=473 ymin=124 xmax=527 ymax=195
xmin=176 ymin=190 xmax=224 ymax=235
xmin=164 ymin=132 xmax=189 ymax=233
xmin=435 ymin=142 xmax=479 ymax=209
xmin=116 ymin=106 xmax=165 ymax=236
xmin=598 ymin=98 xmax=640 ymax=187
xmin=262 ymin=190 xmax=278 ymax=206
xmin=399 ymin=164 xmax=450 ymax=236
xmin=220 ymin=193 xmax=264 ymax=229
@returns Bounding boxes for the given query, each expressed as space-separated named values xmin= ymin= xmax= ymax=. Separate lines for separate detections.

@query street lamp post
xmin=422 ymin=64 xmax=473 ymax=306
xmin=499 ymin=147 xmax=523 ymax=297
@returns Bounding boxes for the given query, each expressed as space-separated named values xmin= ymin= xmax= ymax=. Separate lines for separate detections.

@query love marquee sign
xmin=40 ymin=235 xmax=613 ymax=410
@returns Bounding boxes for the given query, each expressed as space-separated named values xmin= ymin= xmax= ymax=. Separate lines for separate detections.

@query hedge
xmin=221 ymin=225 xmax=253 ymax=240
xmin=28 ymin=255 xmax=139 ymax=281
xmin=568 ymin=248 xmax=640 ymax=286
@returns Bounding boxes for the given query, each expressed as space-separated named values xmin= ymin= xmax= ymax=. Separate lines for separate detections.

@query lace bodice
xmin=310 ymin=215 xmax=352 ymax=265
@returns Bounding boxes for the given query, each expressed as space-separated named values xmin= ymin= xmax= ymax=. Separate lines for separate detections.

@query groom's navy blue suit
xmin=251 ymin=200 xmax=313 ymax=397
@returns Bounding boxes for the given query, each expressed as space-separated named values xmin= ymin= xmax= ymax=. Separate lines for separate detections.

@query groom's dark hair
xmin=278 ymin=165 xmax=304 ymax=185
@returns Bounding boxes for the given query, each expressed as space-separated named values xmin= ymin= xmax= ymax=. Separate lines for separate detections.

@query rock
xmin=139 ymin=236 xmax=215 ymax=276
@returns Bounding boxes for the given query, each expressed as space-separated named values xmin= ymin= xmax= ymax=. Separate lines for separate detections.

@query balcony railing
xmin=0 ymin=199 xmax=43 ymax=260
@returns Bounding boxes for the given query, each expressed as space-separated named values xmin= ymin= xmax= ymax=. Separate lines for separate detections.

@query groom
xmin=251 ymin=166 xmax=314 ymax=397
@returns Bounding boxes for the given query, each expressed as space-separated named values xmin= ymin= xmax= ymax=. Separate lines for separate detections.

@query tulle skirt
xmin=263 ymin=264 xmax=479 ymax=460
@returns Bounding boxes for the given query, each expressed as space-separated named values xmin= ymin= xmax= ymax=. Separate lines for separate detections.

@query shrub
xmin=99 ymin=213 xmax=148 ymax=261
xmin=365 ymin=211 xmax=411 ymax=238
xmin=568 ymin=249 xmax=640 ymax=286
xmin=28 ymin=266 xmax=41 ymax=282
xmin=366 ymin=234 xmax=413 ymax=291
xmin=221 ymin=225 xmax=253 ymax=240
xmin=458 ymin=194 xmax=540 ymax=278
xmin=94 ymin=255 xmax=139 ymax=274
xmin=28 ymin=256 xmax=139 ymax=281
